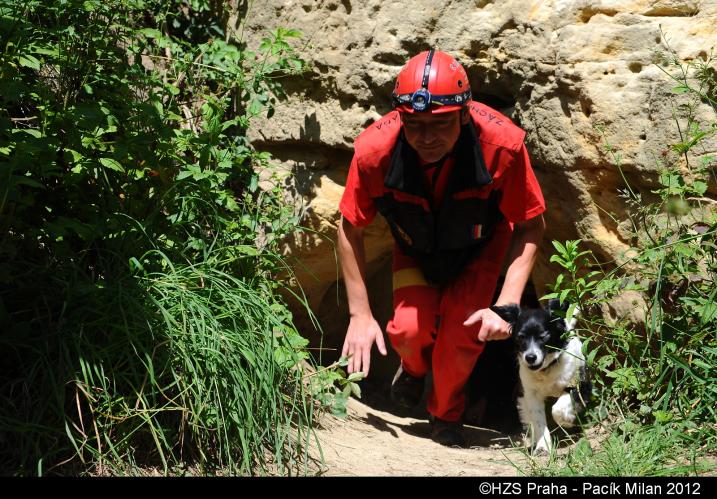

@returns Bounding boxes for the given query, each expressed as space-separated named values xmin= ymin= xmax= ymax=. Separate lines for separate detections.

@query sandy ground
xmin=304 ymin=395 xmax=717 ymax=477
xmin=308 ymin=396 xmax=527 ymax=476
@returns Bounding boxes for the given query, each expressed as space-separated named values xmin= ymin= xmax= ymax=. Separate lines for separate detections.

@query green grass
xmin=0 ymin=0 xmax=320 ymax=475
xmin=0 ymin=250 xmax=320 ymax=476
xmin=515 ymin=406 xmax=716 ymax=477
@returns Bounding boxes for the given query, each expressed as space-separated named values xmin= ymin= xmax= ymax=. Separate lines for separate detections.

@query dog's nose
xmin=525 ymin=353 xmax=537 ymax=364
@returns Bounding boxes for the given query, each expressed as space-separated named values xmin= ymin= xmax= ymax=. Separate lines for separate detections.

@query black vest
xmin=374 ymin=121 xmax=504 ymax=285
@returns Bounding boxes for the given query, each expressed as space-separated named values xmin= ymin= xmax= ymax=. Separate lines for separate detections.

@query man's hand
xmin=342 ymin=315 xmax=387 ymax=376
xmin=463 ymin=308 xmax=512 ymax=342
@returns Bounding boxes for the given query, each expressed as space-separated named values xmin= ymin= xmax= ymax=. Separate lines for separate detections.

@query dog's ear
xmin=547 ymin=299 xmax=571 ymax=334
xmin=547 ymin=298 xmax=569 ymax=316
xmin=490 ymin=304 xmax=520 ymax=325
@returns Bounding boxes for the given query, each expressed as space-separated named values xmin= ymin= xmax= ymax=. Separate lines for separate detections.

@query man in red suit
xmin=337 ymin=50 xmax=546 ymax=447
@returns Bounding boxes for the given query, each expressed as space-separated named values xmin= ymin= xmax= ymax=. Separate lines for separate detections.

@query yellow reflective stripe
xmin=392 ymin=267 xmax=429 ymax=290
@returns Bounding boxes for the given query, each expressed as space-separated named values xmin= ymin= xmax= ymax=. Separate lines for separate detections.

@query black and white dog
xmin=491 ymin=299 xmax=591 ymax=455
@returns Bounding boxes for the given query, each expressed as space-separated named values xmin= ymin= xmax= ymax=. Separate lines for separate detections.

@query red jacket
xmin=339 ymin=101 xmax=546 ymax=283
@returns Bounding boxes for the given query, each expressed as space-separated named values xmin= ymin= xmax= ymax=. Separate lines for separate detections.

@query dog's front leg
xmin=552 ymin=392 xmax=577 ymax=428
xmin=518 ymin=392 xmax=551 ymax=454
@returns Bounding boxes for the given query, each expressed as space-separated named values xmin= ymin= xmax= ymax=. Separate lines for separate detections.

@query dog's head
xmin=490 ymin=299 xmax=572 ymax=371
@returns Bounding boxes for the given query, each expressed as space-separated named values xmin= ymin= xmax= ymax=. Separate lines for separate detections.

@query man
xmin=337 ymin=49 xmax=546 ymax=447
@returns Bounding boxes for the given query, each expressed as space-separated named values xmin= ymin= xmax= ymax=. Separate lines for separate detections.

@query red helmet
xmin=392 ymin=49 xmax=472 ymax=114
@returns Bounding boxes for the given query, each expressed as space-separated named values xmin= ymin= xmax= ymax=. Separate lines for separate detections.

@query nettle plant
xmin=546 ymin=46 xmax=717 ymax=445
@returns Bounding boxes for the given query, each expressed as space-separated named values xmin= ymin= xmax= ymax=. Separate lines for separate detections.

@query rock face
xmin=242 ymin=0 xmax=717 ymax=368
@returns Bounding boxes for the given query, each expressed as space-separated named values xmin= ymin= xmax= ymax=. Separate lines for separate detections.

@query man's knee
xmin=388 ymin=305 xmax=438 ymax=343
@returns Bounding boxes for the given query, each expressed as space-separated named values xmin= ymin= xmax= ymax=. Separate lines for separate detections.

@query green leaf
xmin=653 ymin=410 xmax=674 ymax=422
xmin=549 ymin=254 xmax=565 ymax=266
xmin=18 ymin=55 xmax=40 ymax=70
xmin=128 ymin=257 xmax=144 ymax=273
xmin=587 ymin=349 xmax=598 ymax=365
xmin=281 ymin=28 xmax=302 ymax=39
xmin=99 ymin=158 xmax=125 ymax=172
xmin=693 ymin=180 xmax=708 ymax=195
xmin=274 ymin=346 xmax=299 ymax=369
xmin=554 ymin=273 xmax=564 ymax=289
xmin=235 ymin=245 xmax=259 ymax=256
xmin=552 ymin=240 xmax=567 ymax=255
xmin=285 ymin=329 xmax=309 ymax=349
xmin=139 ymin=28 xmax=162 ymax=39
xmin=248 ymin=97 xmax=265 ymax=116
xmin=33 ymin=47 xmax=59 ymax=57
xmin=347 ymin=372 xmax=364 ymax=383
xmin=18 ymin=129 xmax=42 ymax=138
xmin=289 ymin=58 xmax=303 ymax=71
xmin=82 ymin=1 xmax=100 ymax=11
xmin=331 ymin=400 xmax=348 ymax=419
xmin=691 ymin=358 xmax=712 ymax=371
xmin=566 ymin=302 xmax=578 ymax=323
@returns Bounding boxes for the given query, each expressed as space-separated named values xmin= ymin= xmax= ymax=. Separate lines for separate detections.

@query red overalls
xmin=339 ymin=102 xmax=546 ymax=422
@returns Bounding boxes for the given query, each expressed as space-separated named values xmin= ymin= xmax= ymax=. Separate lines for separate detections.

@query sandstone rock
xmin=600 ymin=290 xmax=648 ymax=327
xmin=242 ymin=0 xmax=717 ymax=353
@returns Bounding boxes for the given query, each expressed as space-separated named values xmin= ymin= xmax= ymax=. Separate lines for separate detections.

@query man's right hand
xmin=341 ymin=315 xmax=387 ymax=376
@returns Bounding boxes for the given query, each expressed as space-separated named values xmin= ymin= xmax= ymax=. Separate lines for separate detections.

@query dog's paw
xmin=551 ymin=394 xmax=576 ymax=428
xmin=532 ymin=444 xmax=550 ymax=456
xmin=529 ymin=431 xmax=553 ymax=456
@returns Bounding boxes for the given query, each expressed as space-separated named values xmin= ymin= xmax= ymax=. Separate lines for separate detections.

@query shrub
xmin=0 ymin=0 xmax=323 ymax=475
xmin=542 ymin=40 xmax=717 ymax=474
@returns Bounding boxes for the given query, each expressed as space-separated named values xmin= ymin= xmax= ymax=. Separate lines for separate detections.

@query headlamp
xmin=411 ymin=88 xmax=431 ymax=112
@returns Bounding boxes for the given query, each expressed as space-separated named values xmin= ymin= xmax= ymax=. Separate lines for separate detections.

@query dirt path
xmin=308 ymin=396 xmax=527 ymax=476
xmin=304 ymin=390 xmax=717 ymax=477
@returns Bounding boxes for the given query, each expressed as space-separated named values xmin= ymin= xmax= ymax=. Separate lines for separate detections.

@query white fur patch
xmin=552 ymin=393 xmax=576 ymax=428
xmin=523 ymin=337 xmax=545 ymax=367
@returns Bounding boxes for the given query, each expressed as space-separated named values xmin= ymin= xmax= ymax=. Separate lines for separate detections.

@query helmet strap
xmin=421 ymin=49 xmax=435 ymax=89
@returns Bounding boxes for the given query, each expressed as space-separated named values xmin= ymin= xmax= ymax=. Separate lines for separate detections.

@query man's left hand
xmin=463 ymin=308 xmax=512 ymax=342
